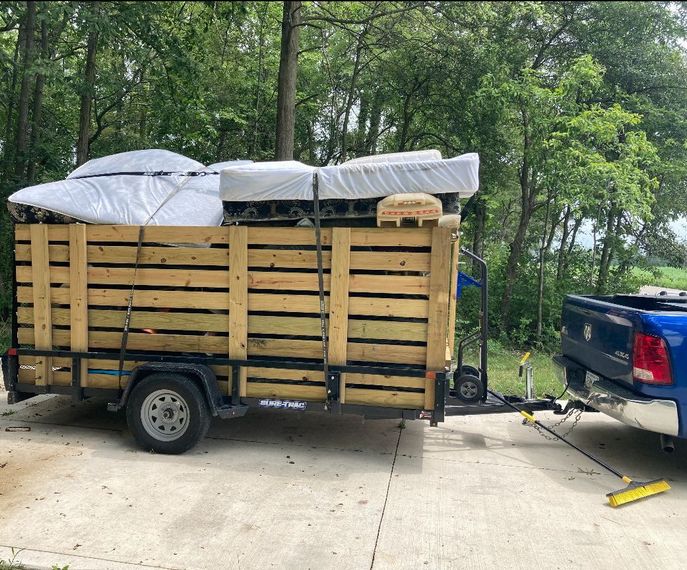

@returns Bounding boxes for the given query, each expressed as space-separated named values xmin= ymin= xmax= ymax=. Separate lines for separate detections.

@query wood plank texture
xmin=14 ymin=223 xmax=453 ymax=410
xmin=425 ymin=226 xmax=452 ymax=409
xmin=69 ymin=224 xmax=89 ymax=386
xmin=15 ymin=224 xmax=432 ymax=248
xmin=328 ymin=228 xmax=351 ymax=403
xmin=229 ymin=226 xmax=248 ymax=396
xmin=447 ymin=239 xmax=460 ymax=355
xmin=29 ymin=224 xmax=53 ymax=385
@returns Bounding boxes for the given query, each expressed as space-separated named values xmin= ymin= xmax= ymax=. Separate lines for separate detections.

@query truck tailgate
xmin=561 ymin=296 xmax=635 ymax=385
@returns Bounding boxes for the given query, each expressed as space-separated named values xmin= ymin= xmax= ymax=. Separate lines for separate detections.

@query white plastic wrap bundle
xmin=7 ymin=149 xmax=252 ymax=226
xmin=219 ymin=150 xmax=479 ymax=223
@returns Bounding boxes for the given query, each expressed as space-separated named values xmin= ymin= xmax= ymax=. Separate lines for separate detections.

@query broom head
xmin=607 ymin=476 xmax=671 ymax=507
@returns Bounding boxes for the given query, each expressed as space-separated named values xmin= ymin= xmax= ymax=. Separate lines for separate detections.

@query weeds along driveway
xmin=0 ymin=388 xmax=686 ymax=570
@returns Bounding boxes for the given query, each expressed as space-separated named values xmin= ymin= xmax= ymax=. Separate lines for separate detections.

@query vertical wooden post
xmin=30 ymin=224 xmax=53 ymax=385
xmin=229 ymin=226 xmax=248 ymax=397
xmin=69 ymin=224 xmax=89 ymax=386
xmin=447 ymin=235 xmax=460 ymax=355
xmin=425 ymin=226 xmax=451 ymax=409
xmin=328 ymin=228 xmax=351 ymax=403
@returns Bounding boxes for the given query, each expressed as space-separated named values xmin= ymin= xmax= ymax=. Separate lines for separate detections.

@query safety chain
xmin=524 ymin=407 xmax=584 ymax=441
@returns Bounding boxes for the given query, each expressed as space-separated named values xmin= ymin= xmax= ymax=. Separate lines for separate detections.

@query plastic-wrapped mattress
xmin=7 ymin=149 xmax=251 ymax=226
xmin=220 ymin=151 xmax=479 ymax=223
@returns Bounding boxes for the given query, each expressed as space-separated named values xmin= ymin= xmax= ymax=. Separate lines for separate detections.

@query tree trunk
xmin=13 ymin=0 xmax=36 ymax=181
xmin=559 ymin=215 xmax=582 ymax=279
xmin=556 ymin=206 xmax=571 ymax=280
xmin=340 ymin=35 xmax=365 ymax=162
xmin=501 ymin=110 xmax=537 ymax=330
xmin=275 ymin=1 xmax=302 ymax=161
xmin=397 ymin=92 xmax=413 ymax=152
xmin=590 ymin=223 xmax=597 ymax=289
xmin=536 ymin=196 xmax=552 ymax=338
xmin=365 ymin=88 xmax=383 ymax=154
xmin=501 ymin=203 xmax=532 ymax=331
xmin=471 ymin=199 xmax=485 ymax=268
xmin=76 ymin=27 xmax=99 ymax=167
xmin=596 ymin=212 xmax=622 ymax=293
xmin=249 ymin=2 xmax=268 ymax=158
xmin=2 ymin=18 xmax=24 ymax=180
xmin=26 ymin=16 xmax=48 ymax=185
xmin=355 ymin=89 xmax=369 ymax=157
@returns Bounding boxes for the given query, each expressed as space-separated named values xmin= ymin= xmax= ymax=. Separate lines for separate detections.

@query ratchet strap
xmin=312 ymin=172 xmax=330 ymax=402
xmin=117 ymin=226 xmax=145 ymax=388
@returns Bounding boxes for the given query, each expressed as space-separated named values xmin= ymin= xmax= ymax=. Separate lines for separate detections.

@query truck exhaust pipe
xmin=660 ymin=434 xmax=675 ymax=453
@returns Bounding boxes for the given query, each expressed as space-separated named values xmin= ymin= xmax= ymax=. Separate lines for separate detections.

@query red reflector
xmin=7 ymin=347 xmax=17 ymax=356
xmin=632 ymin=332 xmax=672 ymax=385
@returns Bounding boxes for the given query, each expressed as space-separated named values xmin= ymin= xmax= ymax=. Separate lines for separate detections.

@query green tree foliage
xmin=0 ymin=1 xmax=685 ymax=350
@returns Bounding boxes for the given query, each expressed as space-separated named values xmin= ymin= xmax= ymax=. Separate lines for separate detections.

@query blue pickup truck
xmin=554 ymin=294 xmax=687 ymax=445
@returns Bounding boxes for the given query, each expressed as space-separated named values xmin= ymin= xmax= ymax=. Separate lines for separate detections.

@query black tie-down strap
xmin=117 ymin=226 xmax=145 ymax=388
xmin=312 ymin=173 xmax=339 ymax=409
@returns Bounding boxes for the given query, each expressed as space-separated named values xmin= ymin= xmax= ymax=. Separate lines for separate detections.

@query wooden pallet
xmin=14 ymin=224 xmax=459 ymax=409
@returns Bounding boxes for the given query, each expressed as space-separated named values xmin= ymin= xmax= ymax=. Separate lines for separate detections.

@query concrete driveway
xmin=0 ymin=388 xmax=685 ymax=570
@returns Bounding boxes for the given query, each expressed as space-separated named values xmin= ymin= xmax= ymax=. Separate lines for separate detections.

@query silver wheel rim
xmin=460 ymin=381 xmax=479 ymax=399
xmin=140 ymin=389 xmax=190 ymax=441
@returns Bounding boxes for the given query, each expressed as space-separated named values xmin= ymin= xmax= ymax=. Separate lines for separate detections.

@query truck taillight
xmin=632 ymin=332 xmax=672 ymax=385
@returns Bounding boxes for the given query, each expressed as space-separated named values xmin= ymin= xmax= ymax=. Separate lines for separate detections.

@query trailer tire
xmin=453 ymin=373 xmax=484 ymax=404
xmin=126 ymin=373 xmax=211 ymax=454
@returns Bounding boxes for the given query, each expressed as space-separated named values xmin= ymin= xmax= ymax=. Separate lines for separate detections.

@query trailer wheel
xmin=453 ymin=373 xmax=484 ymax=404
xmin=126 ymin=373 xmax=211 ymax=454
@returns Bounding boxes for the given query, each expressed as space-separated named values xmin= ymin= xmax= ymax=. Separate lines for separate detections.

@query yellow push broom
xmin=488 ymin=390 xmax=671 ymax=507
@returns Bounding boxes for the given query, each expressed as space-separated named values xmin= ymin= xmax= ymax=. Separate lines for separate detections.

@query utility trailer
xmin=1 ymin=222 xmax=559 ymax=453
xmin=1 ymin=223 xmax=458 ymax=452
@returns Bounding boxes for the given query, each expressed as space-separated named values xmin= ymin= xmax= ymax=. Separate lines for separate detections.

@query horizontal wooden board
xmin=16 ymin=287 xmax=428 ymax=318
xmin=345 ymin=373 xmax=426 ymax=390
xmin=18 ymin=307 xmax=228 ymax=333
xmin=18 ymin=326 xmax=425 ymax=364
xmin=350 ymin=227 xmax=432 ymax=248
xmin=15 ymin=266 xmax=429 ymax=295
xmin=246 ymin=250 xmax=429 ymax=272
xmin=18 ymin=356 xmax=323 ymax=385
xmin=15 ymin=225 xmax=433 ymax=249
xmin=19 ymin=355 xmax=71 ymax=368
xmin=16 ymin=225 xmax=229 ymax=245
xmin=17 ymin=286 xmax=231 ymax=310
xmin=18 ymin=367 xmax=70 ymax=386
xmin=16 ymin=266 xmax=230 ymax=288
xmin=16 ymin=243 xmax=431 ymax=272
xmin=349 ymin=274 xmax=429 ymax=295
xmin=348 ymin=297 xmax=428 ymax=319
xmin=347 ymin=342 xmax=425 ymax=365
xmin=245 ymin=382 xmax=326 ymax=401
xmin=344 ymin=388 xmax=424 ymax=408
xmin=250 ymin=293 xmax=428 ymax=318
xmin=248 ymin=227 xmax=332 ymax=246
xmin=247 ymin=367 xmax=324 ymax=382
xmin=15 ymin=244 xmax=226 ymax=266
xmin=349 ymin=251 xmax=430 ymax=272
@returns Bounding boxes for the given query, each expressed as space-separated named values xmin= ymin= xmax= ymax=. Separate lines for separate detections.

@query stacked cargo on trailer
xmin=2 ymin=149 xmax=479 ymax=453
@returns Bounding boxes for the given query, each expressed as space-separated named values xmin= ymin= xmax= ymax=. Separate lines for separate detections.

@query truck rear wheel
xmin=126 ymin=373 xmax=211 ymax=454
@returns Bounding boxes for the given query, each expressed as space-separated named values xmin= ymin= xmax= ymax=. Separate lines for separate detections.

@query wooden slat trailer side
xmin=2 ymin=223 xmax=459 ymax=453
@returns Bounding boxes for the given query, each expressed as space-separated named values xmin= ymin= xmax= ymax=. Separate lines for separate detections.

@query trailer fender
xmin=110 ymin=363 xmax=225 ymax=416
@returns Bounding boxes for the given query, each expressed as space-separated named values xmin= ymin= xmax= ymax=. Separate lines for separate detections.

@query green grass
xmin=464 ymin=340 xmax=562 ymax=398
xmin=632 ymin=265 xmax=687 ymax=291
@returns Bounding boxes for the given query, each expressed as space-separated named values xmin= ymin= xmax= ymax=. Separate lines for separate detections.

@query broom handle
xmin=487 ymin=390 xmax=625 ymax=480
